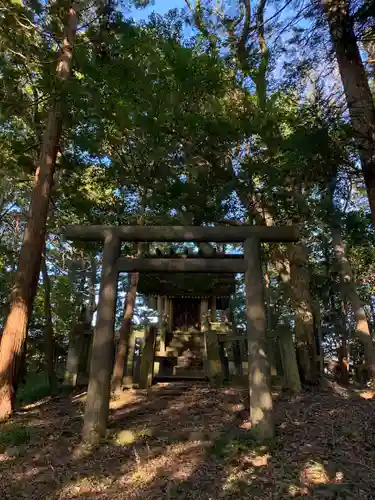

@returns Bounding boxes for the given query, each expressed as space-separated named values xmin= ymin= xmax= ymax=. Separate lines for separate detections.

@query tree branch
xmin=184 ymin=0 xmax=217 ymax=54
xmin=255 ymin=0 xmax=269 ymax=109
xmin=237 ymin=0 xmax=252 ymax=69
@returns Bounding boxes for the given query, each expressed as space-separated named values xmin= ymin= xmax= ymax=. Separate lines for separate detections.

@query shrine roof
xmin=138 ymin=272 xmax=236 ymax=297
xmin=136 ymin=251 xmax=236 ymax=297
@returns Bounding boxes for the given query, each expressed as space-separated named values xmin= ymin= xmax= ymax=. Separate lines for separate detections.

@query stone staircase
xmin=154 ymin=330 xmax=206 ymax=379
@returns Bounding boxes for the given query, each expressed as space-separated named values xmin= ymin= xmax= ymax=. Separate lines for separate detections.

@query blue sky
xmin=128 ymin=0 xmax=187 ymax=21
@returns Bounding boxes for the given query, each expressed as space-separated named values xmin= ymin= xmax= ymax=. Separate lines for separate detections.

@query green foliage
xmin=0 ymin=425 xmax=31 ymax=451
xmin=210 ymin=431 xmax=273 ymax=458
xmin=16 ymin=372 xmax=57 ymax=406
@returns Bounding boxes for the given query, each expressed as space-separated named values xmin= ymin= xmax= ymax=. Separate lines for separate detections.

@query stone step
xmin=169 ymin=340 xmax=185 ymax=349
xmin=155 ymin=372 xmax=206 ymax=380
xmin=155 ymin=350 xmax=179 ymax=358
xmin=173 ymin=366 xmax=205 ymax=378
xmin=170 ymin=335 xmax=205 ymax=343
xmin=166 ymin=346 xmax=178 ymax=353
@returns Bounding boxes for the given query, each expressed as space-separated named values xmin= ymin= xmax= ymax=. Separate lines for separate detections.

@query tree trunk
xmin=313 ymin=303 xmax=325 ymax=378
xmin=274 ymin=254 xmax=302 ymax=392
xmin=289 ymin=243 xmax=318 ymax=384
xmin=81 ymin=256 xmax=97 ymax=374
xmin=331 ymin=226 xmax=375 ymax=382
xmin=370 ymin=298 xmax=375 ymax=341
xmin=278 ymin=325 xmax=302 ymax=393
xmin=229 ymin=302 xmax=243 ymax=376
xmin=82 ymin=233 xmax=121 ymax=443
xmin=88 ymin=256 xmax=97 ymax=322
xmin=0 ymin=7 xmax=77 ymax=420
xmin=64 ymin=260 xmax=92 ymax=387
xmin=244 ymin=238 xmax=274 ymax=441
xmin=323 ymin=0 xmax=375 ymax=226
xmin=328 ymin=169 xmax=375 ymax=382
xmin=63 ymin=313 xmax=85 ymax=388
xmin=139 ymin=325 xmax=157 ymax=390
xmin=41 ymin=253 xmax=56 ymax=387
xmin=264 ymin=273 xmax=278 ymax=379
xmin=112 ymin=272 xmax=139 ymax=391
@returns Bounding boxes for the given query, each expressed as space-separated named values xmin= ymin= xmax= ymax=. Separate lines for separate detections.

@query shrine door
xmin=172 ymin=298 xmax=201 ymax=330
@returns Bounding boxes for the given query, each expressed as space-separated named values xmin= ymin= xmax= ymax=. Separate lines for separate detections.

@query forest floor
xmin=1 ymin=380 xmax=375 ymax=499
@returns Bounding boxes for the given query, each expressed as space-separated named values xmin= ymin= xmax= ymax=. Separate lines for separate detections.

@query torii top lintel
xmin=64 ymin=225 xmax=299 ymax=243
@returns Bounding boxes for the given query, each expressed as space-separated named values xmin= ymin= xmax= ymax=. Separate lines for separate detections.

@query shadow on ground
xmin=1 ymin=380 xmax=375 ymax=499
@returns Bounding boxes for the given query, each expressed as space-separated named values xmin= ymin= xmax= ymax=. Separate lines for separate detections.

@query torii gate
xmin=65 ymin=224 xmax=298 ymax=443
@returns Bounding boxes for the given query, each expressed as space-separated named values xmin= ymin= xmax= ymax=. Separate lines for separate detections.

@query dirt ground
xmin=1 ymin=380 xmax=375 ymax=499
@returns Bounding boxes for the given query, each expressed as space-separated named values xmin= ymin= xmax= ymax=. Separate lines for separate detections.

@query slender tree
xmin=328 ymin=171 xmax=375 ymax=382
xmin=323 ymin=0 xmax=375 ymax=227
xmin=112 ymin=272 xmax=139 ymax=391
xmin=0 ymin=4 xmax=77 ymax=419
xmin=41 ymin=253 xmax=56 ymax=387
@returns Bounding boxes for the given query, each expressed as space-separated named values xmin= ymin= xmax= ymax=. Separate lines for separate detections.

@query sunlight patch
xmin=300 ymin=461 xmax=329 ymax=485
xmin=359 ymin=390 xmax=375 ymax=400
xmin=287 ymin=483 xmax=308 ymax=497
xmin=110 ymin=390 xmax=141 ymax=410
xmin=70 ymin=391 xmax=87 ymax=403
xmin=116 ymin=429 xmax=137 ymax=446
xmin=21 ymin=396 xmax=53 ymax=410
xmin=57 ymin=475 xmax=113 ymax=498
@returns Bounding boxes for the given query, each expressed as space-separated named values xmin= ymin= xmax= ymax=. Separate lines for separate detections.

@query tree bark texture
xmin=328 ymin=170 xmax=374 ymax=381
xmin=244 ymin=238 xmax=274 ymax=441
xmin=205 ymin=331 xmax=222 ymax=385
xmin=323 ymin=0 xmax=375 ymax=226
xmin=63 ymin=259 xmax=90 ymax=387
xmin=278 ymin=326 xmax=301 ymax=393
xmin=112 ymin=272 xmax=139 ymax=391
xmin=139 ymin=326 xmax=157 ymax=390
xmin=41 ymin=254 xmax=56 ymax=387
xmin=250 ymin=210 xmax=310 ymax=385
xmin=331 ymin=226 xmax=375 ymax=381
xmin=82 ymin=233 xmax=120 ymax=444
xmin=0 ymin=6 xmax=77 ymax=420
xmin=289 ymin=243 xmax=318 ymax=384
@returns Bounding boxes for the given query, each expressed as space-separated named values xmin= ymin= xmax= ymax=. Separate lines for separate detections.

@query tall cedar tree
xmin=323 ymin=0 xmax=375 ymax=226
xmin=0 ymin=6 xmax=77 ymax=419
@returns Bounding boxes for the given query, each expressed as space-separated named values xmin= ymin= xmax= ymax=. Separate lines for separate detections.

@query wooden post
xmin=157 ymin=296 xmax=163 ymax=318
xmin=123 ymin=329 xmax=136 ymax=387
xmin=205 ymin=331 xmax=222 ymax=385
xmin=132 ymin=334 xmax=144 ymax=384
xmin=82 ymin=232 xmax=120 ymax=444
xmin=233 ymin=340 xmax=243 ymax=377
xmin=201 ymin=299 xmax=209 ymax=332
xmin=148 ymin=296 xmax=157 ymax=310
xmin=210 ymin=296 xmax=217 ymax=323
xmin=157 ymin=295 xmax=165 ymax=352
xmin=164 ymin=296 xmax=169 ymax=314
xmin=201 ymin=299 xmax=209 ymax=375
xmin=139 ymin=325 xmax=157 ymax=389
xmin=244 ymin=238 xmax=274 ymax=441
xmin=168 ymin=298 xmax=173 ymax=332
xmin=161 ymin=296 xmax=168 ymax=351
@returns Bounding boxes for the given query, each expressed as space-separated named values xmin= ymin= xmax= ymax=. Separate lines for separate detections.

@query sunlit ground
xmin=0 ymin=380 xmax=375 ymax=499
